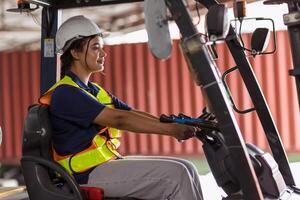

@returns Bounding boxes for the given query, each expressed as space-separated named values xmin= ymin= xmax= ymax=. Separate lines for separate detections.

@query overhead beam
xmin=30 ymin=0 xmax=144 ymax=9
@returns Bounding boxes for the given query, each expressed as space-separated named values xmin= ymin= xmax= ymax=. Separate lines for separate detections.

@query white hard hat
xmin=56 ymin=15 xmax=108 ymax=54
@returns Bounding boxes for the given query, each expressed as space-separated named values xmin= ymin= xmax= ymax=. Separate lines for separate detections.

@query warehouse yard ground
xmin=189 ymin=153 xmax=300 ymax=175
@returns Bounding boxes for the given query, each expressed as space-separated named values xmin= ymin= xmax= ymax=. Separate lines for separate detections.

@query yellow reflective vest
xmin=39 ymin=75 xmax=121 ymax=174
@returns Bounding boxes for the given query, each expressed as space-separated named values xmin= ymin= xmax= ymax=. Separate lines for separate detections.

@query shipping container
xmin=0 ymin=30 xmax=299 ymax=164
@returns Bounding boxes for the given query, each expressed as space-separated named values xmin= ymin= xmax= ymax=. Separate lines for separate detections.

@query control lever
xmin=159 ymin=114 xmax=219 ymax=131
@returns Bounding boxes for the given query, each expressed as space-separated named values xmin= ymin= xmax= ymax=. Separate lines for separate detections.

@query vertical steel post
xmin=225 ymin=26 xmax=295 ymax=186
xmin=286 ymin=1 xmax=300 ymax=109
xmin=40 ymin=7 xmax=61 ymax=95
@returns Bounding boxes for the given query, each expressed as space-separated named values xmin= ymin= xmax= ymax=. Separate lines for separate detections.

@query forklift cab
xmin=10 ymin=0 xmax=300 ymax=199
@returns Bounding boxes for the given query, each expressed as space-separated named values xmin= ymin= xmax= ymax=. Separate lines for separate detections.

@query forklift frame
xmin=29 ymin=0 xmax=299 ymax=199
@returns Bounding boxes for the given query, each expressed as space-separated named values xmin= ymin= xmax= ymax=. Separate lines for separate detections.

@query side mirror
xmin=231 ymin=17 xmax=276 ymax=57
xmin=206 ymin=4 xmax=230 ymax=41
xmin=251 ymin=28 xmax=270 ymax=56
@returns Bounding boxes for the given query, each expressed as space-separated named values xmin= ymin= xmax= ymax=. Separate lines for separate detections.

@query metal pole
xmin=286 ymin=1 xmax=300 ymax=109
xmin=40 ymin=7 xmax=61 ymax=95
xmin=225 ymin=26 xmax=295 ymax=186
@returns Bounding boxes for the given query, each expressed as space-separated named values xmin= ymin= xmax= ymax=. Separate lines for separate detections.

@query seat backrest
xmin=22 ymin=105 xmax=52 ymax=160
xmin=22 ymin=104 xmax=52 ymax=159
xmin=21 ymin=104 xmax=84 ymax=200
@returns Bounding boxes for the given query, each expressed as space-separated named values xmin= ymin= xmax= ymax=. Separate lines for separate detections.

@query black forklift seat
xmin=21 ymin=104 xmax=84 ymax=200
xmin=21 ymin=104 xmax=139 ymax=200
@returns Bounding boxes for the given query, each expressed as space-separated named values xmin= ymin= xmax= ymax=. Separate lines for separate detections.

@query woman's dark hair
xmin=60 ymin=35 xmax=95 ymax=79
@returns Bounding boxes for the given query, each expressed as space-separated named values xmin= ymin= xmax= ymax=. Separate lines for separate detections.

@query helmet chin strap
xmin=84 ymin=37 xmax=93 ymax=73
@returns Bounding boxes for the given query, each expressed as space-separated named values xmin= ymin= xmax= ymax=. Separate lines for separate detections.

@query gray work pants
xmin=85 ymin=156 xmax=203 ymax=200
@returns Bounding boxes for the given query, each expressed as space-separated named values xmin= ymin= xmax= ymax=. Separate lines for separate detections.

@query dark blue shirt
xmin=49 ymin=71 xmax=131 ymax=183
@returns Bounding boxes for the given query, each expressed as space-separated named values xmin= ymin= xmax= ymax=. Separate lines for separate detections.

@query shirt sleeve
xmin=108 ymin=91 xmax=132 ymax=111
xmin=50 ymin=85 xmax=105 ymax=128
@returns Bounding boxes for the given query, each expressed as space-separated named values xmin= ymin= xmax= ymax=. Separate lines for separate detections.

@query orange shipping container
xmin=0 ymin=30 xmax=299 ymax=164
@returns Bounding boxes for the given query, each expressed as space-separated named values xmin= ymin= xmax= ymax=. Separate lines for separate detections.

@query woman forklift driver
xmin=40 ymin=15 xmax=203 ymax=200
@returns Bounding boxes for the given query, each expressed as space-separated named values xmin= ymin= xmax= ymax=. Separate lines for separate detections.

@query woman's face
xmin=78 ymin=35 xmax=107 ymax=73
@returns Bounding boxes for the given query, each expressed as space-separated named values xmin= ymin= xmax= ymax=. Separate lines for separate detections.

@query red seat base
xmin=80 ymin=186 xmax=104 ymax=200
